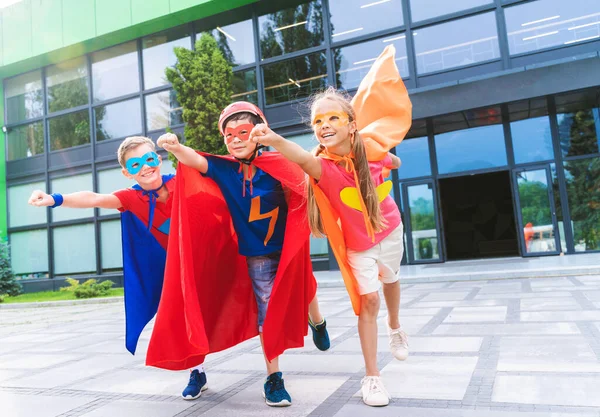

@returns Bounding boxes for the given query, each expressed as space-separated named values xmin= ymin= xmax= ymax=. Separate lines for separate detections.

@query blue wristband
xmin=50 ymin=193 xmax=63 ymax=208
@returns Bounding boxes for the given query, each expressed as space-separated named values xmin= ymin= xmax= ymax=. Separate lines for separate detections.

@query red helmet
xmin=219 ymin=101 xmax=267 ymax=135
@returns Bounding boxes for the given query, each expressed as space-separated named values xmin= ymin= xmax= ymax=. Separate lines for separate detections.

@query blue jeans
xmin=246 ymin=251 xmax=281 ymax=331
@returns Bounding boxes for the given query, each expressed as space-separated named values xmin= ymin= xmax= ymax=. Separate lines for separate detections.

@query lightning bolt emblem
xmin=249 ymin=196 xmax=279 ymax=246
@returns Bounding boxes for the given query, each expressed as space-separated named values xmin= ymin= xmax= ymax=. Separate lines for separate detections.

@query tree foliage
xmin=0 ymin=241 xmax=21 ymax=297
xmin=165 ymin=33 xmax=233 ymax=155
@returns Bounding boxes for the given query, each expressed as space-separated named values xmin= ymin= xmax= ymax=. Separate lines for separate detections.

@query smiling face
xmin=224 ymin=117 xmax=257 ymax=160
xmin=122 ymin=143 xmax=163 ymax=188
xmin=312 ymin=99 xmax=356 ymax=156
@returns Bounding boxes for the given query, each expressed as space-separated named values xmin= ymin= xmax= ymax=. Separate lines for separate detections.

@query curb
xmin=0 ymin=296 xmax=123 ymax=309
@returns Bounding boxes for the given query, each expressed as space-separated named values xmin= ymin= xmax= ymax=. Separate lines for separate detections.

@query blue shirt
xmin=204 ymin=157 xmax=288 ymax=257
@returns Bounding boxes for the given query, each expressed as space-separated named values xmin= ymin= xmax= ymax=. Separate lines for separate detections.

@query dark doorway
xmin=439 ymin=171 xmax=519 ymax=260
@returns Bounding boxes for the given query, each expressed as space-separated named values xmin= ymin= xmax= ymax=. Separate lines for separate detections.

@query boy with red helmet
xmin=156 ymin=101 xmax=329 ymax=407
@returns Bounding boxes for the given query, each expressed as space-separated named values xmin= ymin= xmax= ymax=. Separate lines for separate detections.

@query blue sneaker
xmin=181 ymin=369 xmax=208 ymax=400
xmin=263 ymin=372 xmax=291 ymax=407
xmin=309 ymin=318 xmax=330 ymax=351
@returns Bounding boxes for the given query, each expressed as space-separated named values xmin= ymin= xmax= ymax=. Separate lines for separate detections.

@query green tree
xmin=0 ymin=241 xmax=21 ymax=297
xmin=166 ymin=33 xmax=233 ymax=155
xmin=410 ymin=197 xmax=436 ymax=231
xmin=518 ymin=181 xmax=553 ymax=226
xmin=564 ymin=158 xmax=600 ymax=250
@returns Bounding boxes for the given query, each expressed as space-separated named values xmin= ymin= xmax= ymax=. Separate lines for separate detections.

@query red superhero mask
xmin=223 ymin=123 xmax=254 ymax=145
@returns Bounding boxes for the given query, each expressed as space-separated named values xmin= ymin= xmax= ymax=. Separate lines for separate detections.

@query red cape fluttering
xmin=146 ymin=152 xmax=317 ymax=370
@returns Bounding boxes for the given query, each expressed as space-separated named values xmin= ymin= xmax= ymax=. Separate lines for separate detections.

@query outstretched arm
xmin=250 ymin=124 xmax=322 ymax=180
xmin=387 ymin=153 xmax=401 ymax=169
xmin=28 ymin=190 xmax=122 ymax=209
xmin=157 ymin=133 xmax=208 ymax=174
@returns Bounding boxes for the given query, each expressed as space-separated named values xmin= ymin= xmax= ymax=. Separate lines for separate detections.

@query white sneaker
xmin=360 ymin=376 xmax=390 ymax=407
xmin=388 ymin=326 xmax=409 ymax=361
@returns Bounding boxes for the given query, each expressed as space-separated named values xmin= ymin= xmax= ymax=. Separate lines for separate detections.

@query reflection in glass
xmin=397 ymin=137 xmax=431 ymax=179
xmin=101 ymin=220 xmax=123 ymax=270
xmin=142 ymin=28 xmax=191 ymax=90
xmin=414 ymin=12 xmax=500 ymax=74
xmin=9 ymin=229 xmax=49 ymax=278
xmin=505 ymin=0 xmax=600 ymax=56
xmin=49 ymin=110 xmax=91 ymax=151
xmin=232 ymin=69 xmax=258 ymax=104
xmin=407 ymin=184 xmax=439 ymax=261
xmin=46 ymin=57 xmax=89 ymax=113
xmin=435 ymin=125 xmax=507 ymax=174
xmin=411 ymin=0 xmax=491 ymax=22
xmin=517 ymin=169 xmax=556 ymax=253
xmin=145 ymin=90 xmax=183 ymax=131
xmin=259 ymin=0 xmax=324 ymax=59
xmin=335 ymin=34 xmax=409 ymax=90
xmin=263 ymin=52 xmax=327 ymax=105
xmin=8 ymin=181 xmax=47 ymax=227
xmin=564 ymin=157 xmax=600 ymax=252
xmin=329 ymin=0 xmax=403 ymax=41
xmin=550 ymin=163 xmax=566 ymax=252
xmin=98 ymin=168 xmax=135 ymax=216
xmin=92 ymin=42 xmax=139 ymax=102
xmin=208 ymin=20 xmax=255 ymax=66
xmin=5 ymin=70 xmax=43 ymax=123
xmin=95 ymin=98 xmax=142 ymax=141
xmin=7 ymin=122 xmax=44 ymax=160
xmin=557 ymin=108 xmax=600 ymax=158
xmin=53 ymin=224 xmax=96 ymax=275
xmin=511 ymin=117 xmax=554 ymax=164
xmin=51 ymin=174 xmax=94 ymax=222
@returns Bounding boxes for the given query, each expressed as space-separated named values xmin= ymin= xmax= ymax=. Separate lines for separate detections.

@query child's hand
xmin=157 ymin=133 xmax=181 ymax=152
xmin=250 ymin=124 xmax=280 ymax=147
xmin=28 ymin=190 xmax=55 ymax=207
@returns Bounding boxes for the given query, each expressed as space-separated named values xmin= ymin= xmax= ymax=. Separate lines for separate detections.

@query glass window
xmin=505 ymin=0 xmax=600 ymax=56
xmin=232 ymin=69 xmax=258 ymax=104
xmin=5 ymin=70 xmax=43 ymax=124
xmin=9 ymin=229 xmax=49 ymax=278
xmin=8 ymin=181 xmax=47 ymax=227
xmin=142 ymin=27 xmax=191 ymax=90
xmin=550 ymin=163 xmax=566 ymax=252
xmin=410 ymin=0 xmax=491 ymax=22
xmin=329 ymin=0 xmax=403 ymax=41
xmin=7 ymin=122 xmax=44 ymax=160
xmin=145 ymin=90 xmax=183 ymax=131
xmin=434 ymin=107 xmax=507 ymax=174
xmin=414 ymin=12 xmax=500 ymax=74
xmin=263 ymin=52 xmax=327 ymax=105
xmin=46 ymin=57 xmax=89 ymax=113
xmin=335 ymin=34 xmax=409 ymax=90
xmin=258 ymin=0 xmax=324 ymax=59
xmin=48 ymin=109 xmax=91 ymax=151
xmin=53 ymin=223 xmax=96 ymax=275
xmin=555 ymin=90 xmax=600 ymax=158
xmin=407 ymin=183 xmax=440 ymax=261
xmin=98 ymin=168 xmax=134 ymax=216
xmin=208 ymin=19 xmax=255 ymax=66
xmin=564 ymin=156 xmax=600 ymax=252
xmin=509 ymin=98 xmax=554 ymax=164
xmin=51 ymin=173 xmax=94 ymax=222
xmin=95 ymin=98 xmax=142 ymax=141
xmin=397 ymin=137 xmax=431 ymax=179
xmin=101 ymin=220 xmax=123 ymax=270
xmin=92 ymin=41 xmax=140 ymax=103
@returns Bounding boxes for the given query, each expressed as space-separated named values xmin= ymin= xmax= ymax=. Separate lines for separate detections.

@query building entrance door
xmin=438 ymin=170 xmax=519 ymax=260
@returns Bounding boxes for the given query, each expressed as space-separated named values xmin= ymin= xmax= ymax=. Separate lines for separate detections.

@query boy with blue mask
xmin=28 ymin=135 xmax=256 ymax=401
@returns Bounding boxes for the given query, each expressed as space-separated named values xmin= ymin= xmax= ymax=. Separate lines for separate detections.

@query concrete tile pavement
xmin=1 ymin=276 xmax=600 ymax=416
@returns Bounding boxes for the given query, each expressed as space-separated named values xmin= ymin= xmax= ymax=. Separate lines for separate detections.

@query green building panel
xmin=32 ymin=0 xmax=64 ymax=57
xmin=131 ymin=0 xmax=171 ymax=25
xmin=2 ymin=0 xmax=33 ymax=65
xmin=62 ymin=0 xmax=97 ymax=46
xmin=0 ymin=83 xmax=6 ymax=240
xmin=96 ymin=0 xmax=133 ymax=37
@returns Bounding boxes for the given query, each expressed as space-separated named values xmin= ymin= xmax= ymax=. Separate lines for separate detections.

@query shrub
xmin=61 ymin=278 xmax=114 ymax=299
xmin=0 ymin=240 xmax=21 ymax=297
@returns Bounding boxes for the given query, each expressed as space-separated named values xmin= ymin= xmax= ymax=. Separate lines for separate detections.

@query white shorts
xmin=346 ymin=222 xmax=404 ymax=295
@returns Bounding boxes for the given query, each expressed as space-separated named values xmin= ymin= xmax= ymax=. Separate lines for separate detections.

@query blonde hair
xmin=307 ymin=87 xmax=386 ymax=237
xmin=117 ymin=136 xmax=156 ymax=167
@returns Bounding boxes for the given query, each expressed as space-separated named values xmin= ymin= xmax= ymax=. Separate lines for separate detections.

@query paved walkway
xmin=2 ymin=275 xmax=600 ymax=417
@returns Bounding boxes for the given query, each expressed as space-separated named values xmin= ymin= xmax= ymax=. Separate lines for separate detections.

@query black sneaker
xmin=181 ymin=369 xmax=208 ymax=400
xmin=262 ymin=372 xmax=292 ymax=407
xmin=309 ymin=318 xmax=330 ymax=351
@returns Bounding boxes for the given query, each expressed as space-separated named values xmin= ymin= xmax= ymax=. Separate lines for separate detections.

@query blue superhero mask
xmin=126 ymin=152 xmax=160 ymax=175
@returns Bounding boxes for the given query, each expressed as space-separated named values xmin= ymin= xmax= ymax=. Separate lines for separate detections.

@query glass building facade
xmin=3 ymin=0 xmax=600 ymax=286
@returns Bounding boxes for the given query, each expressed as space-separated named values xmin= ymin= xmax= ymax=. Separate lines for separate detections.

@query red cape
xmin=146 ymin=152 xmax=316 ymax=370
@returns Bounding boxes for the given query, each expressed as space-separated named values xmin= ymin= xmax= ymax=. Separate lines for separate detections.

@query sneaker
xmin=262 ymin=372 xmax=292 ymax=407
xmin=361 ymin=376 xmax=390 ymax=407
xmin=388 ymin=326 xmax=409 ymax=361
xmin=309 ymin=317 xmax=330 ymax=351
xmin=181 ymin=369 xmax=208 ymax=400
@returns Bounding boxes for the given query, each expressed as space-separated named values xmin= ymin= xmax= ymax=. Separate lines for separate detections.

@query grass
xmin=1 ymin=288 xmax=124 ymax=304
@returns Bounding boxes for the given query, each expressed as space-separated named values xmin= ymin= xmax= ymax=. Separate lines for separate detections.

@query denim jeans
xmin=246 ymin=250 xmax=281 ymax=331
